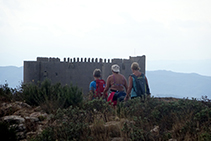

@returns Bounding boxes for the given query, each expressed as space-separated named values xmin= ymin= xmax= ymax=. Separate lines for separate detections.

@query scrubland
xmin=0 ymin=80 xmax=211 ymax=141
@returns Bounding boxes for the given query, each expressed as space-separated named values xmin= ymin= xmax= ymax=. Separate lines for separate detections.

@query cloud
xmin=0 ymin=0 xmax=211 ymax=70
xmin=1 ymin=0 xmax=211 ymax=35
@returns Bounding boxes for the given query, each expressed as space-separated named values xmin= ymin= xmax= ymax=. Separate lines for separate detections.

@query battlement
xmin=37 ymin=57 xmax=60 ymax=62
xmin=63 ymin=57 xmax=112 ymax=63
xmin=24 ymin=55 xmax=146 ymax=94
xmin=37 ymin=57 xmax=131 ymax=64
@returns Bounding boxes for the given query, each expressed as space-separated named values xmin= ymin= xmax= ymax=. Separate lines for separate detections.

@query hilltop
xmin=0 ymin=81 xmax=211 ymax=140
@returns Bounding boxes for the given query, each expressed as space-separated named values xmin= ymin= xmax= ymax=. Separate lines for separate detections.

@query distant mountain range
xmin=146 ymin=70 xmax=211 ymax=99
xmin=0 ymin=66 xmax=211 ymax=99
xmin=0 ymin=66 xmax=23 ymax=88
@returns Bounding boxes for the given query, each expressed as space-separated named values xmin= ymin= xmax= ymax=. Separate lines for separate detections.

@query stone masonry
xmin=24 ymin=56 xmax=146 ymax=94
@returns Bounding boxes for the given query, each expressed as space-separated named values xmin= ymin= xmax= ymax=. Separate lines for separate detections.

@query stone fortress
xmin=24 ymin=55 xmax=146 ymax=94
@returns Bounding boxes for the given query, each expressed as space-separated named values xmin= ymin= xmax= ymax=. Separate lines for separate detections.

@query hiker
xmin=89 ymin=69 xmax=106 ymax=99
xmin=124 ymin=62 xmax=150 ymax=100
xmin=103 ymin=64 xmax=128 ymax=105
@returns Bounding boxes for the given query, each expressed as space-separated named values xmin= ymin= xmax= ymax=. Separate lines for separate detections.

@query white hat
xmin=111 ymin=64 xmax=120 ymax=73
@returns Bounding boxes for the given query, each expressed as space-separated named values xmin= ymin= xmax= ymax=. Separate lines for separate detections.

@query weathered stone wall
xmin=24 ymin=56 xmax=146 ymax=94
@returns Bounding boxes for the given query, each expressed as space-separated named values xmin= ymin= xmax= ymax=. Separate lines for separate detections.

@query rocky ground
xmin=0 ymin=101 xmax=50 ymax=140
xmin=0 ymin=101 xmax=132 ymax=141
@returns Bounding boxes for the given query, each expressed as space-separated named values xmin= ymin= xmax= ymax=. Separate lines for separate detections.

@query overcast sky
xmin=0 ymin=0 xmax=211 ymax=76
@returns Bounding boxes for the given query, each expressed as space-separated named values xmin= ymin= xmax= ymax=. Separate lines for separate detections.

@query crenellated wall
xmin=24 ymin=56 xmax=146 ymax=94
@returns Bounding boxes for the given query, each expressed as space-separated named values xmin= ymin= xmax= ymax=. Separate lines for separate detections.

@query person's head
xmin=111 ymin=64 xmax=120 ymax=73
xmin=93 ymin=69 xmax=101 ymax=78
xmin=131 ymin=62 xmax=140 ymax=71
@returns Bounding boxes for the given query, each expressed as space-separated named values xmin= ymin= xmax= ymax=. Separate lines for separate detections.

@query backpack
xmin=95 ymin=79 xmax=106 ymax=98
xmin=130 ymin=73 xmax=150 ymax=96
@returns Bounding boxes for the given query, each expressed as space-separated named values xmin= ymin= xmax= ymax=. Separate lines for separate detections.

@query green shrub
xmin=115 ymin=96 xmax=211 ymax=140
xmin=83 ymin=98 xmax=114 ymax=122
xmin=198 ymin=132 xmax=211 ymax=141
xmin=30 ymin=126 xmax=55 ymax=141
xmin=117 ymin=96 xmax=161 ymax=119
xmin=18 ymin=79 xmax=83 ymax=113
xmin=32 ymin=106 xmax=91 ymax=141
xmin=0 ymin=83 xmax=17 ymax=102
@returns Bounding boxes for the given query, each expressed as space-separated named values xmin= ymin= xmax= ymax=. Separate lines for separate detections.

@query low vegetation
xmin=15 ymin=79 xmax=83 ymax=113
xmin=0 ymin=83 xmax=17 ymax=102
xmin=0 ymin=80 xmax=211 ymax=140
